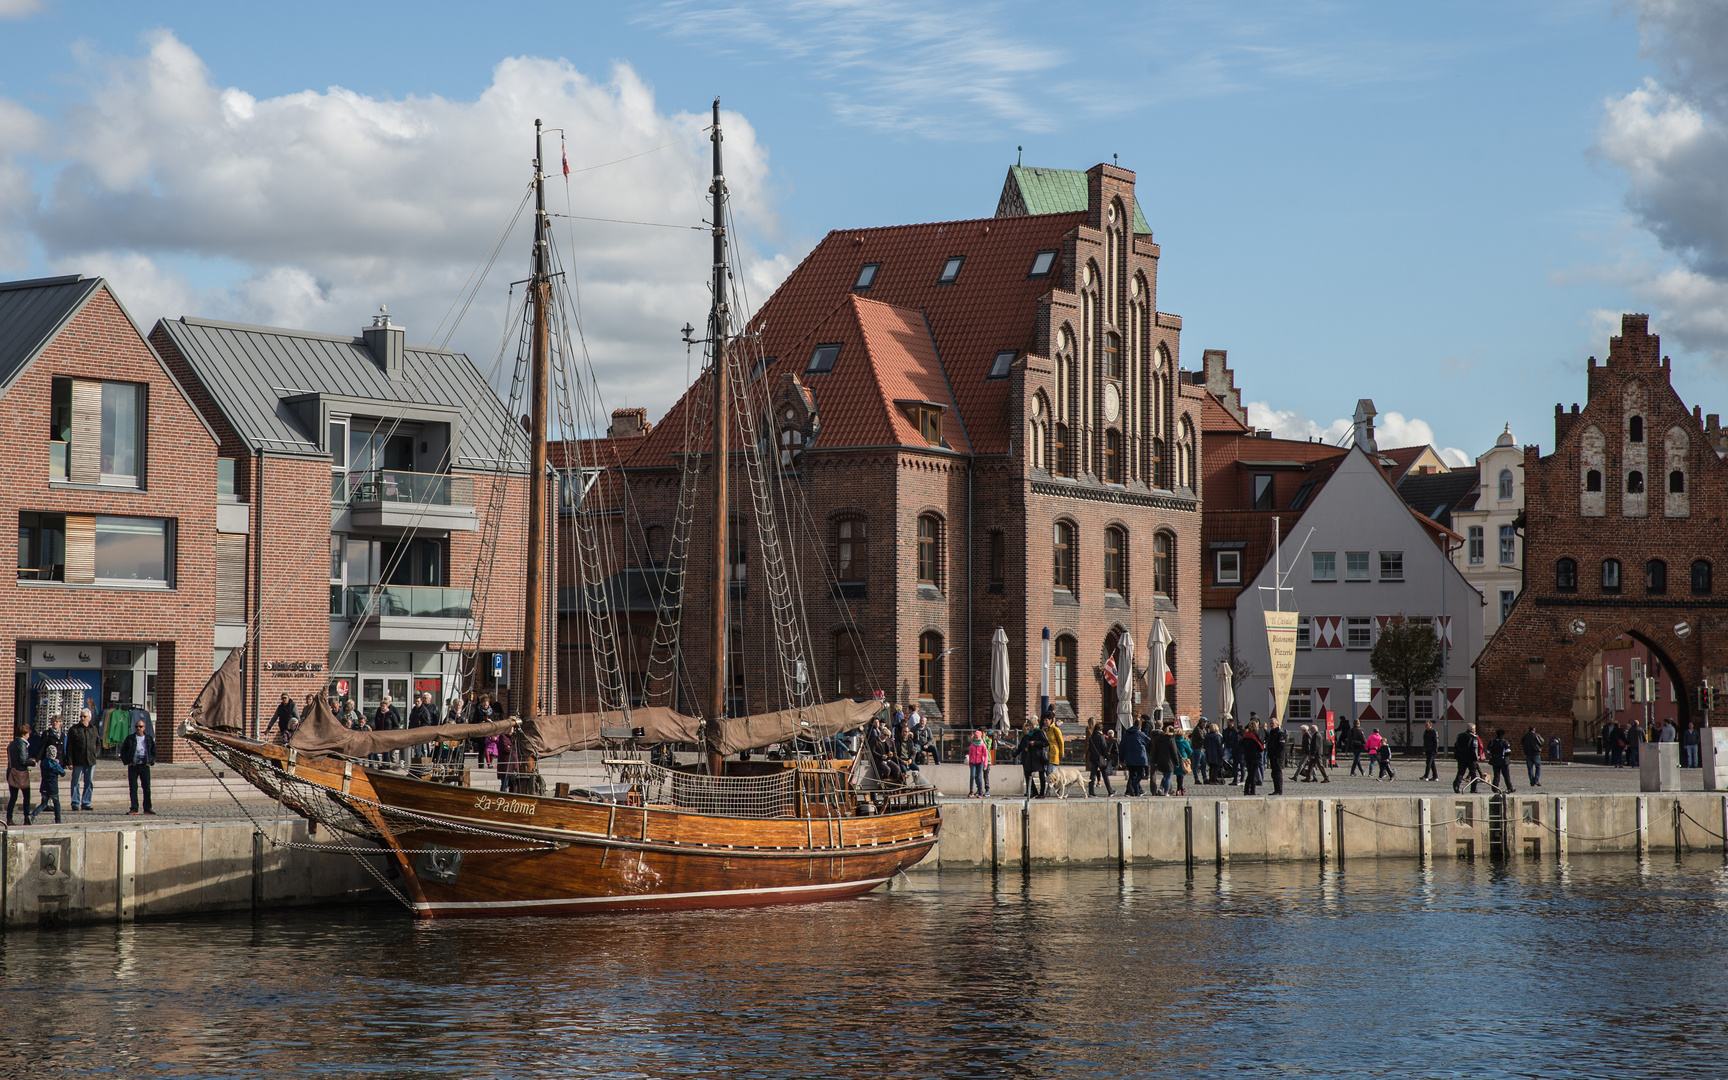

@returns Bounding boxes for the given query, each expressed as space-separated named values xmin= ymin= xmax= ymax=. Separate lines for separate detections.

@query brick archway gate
xmin=1476 ymin=607 xmax=1713 ymax=758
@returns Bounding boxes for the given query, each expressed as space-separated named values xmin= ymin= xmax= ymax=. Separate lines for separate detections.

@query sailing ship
xmin=184 ymin=103 xmax=940 ymax=917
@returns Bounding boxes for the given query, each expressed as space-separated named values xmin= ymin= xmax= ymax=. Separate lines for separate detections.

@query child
xmin=482 ymin=734 xmax=499 ymax=766
xmin=36 ymin=743 xmax=65 ymax=824
xmin=1375 ymin=730 xmax=1396 ymax=781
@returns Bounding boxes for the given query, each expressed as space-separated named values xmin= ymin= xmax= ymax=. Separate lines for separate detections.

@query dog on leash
xmin=1048 ymin=765 xmax=1087 ymax=798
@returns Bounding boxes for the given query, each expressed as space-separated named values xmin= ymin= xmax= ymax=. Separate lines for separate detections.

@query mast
xmin=706 ymin=99 xmax=729 ymax=776
xmin=522 ymin=119 xmax=551 ymax=722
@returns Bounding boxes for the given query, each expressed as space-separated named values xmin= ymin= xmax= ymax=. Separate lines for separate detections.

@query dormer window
xmin=938 ymin=256 xmax=965 ymax=284
xmin=1029 ymin=250 xmax=1056 ymax=278
xmin=749 ymin=356 xmax=772 ymax=380
xmin=987 ymin=350 xmax=1015 ymax=380
xmin=917 ymin=406 xmax=942 ymax=445
xmin=854 ymin=263 xmax=879 ymax=290
xmin=807 ymin=343 xmax=840 ymax=374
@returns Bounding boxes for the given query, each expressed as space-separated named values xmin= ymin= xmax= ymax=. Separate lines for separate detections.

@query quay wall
xmin=2 ymin=818 xmax=382 ymax=932
xmin=912 ymin=792 xmax=1728 ymax=871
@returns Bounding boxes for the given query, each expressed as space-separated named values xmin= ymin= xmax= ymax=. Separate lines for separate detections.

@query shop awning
xmin=35 ymin=678 xmax=93 ymax=692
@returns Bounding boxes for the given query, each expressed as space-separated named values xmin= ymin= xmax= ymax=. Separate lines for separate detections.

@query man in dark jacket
xmin=120 ymin=718 xmax=157 ymax=815
xmin=67 ymin=708 xmax=101 ymax=811
xmin=1265 ymin=723 xmax=1287 ymax=795
xmin=1119 ymin=721 xmax=1150 ymax=795
xmin=265 ymin=693 xmax=299 ymax=746
xmin=1453 ymin=723 xmax=1483 ymax=793
xmin=1487 ymin=728 xmax=1516 ymax=793
xmin=1520 ymin=726 xmax=1544 ymax=788
xmin=1017 ymin=720 xmax=1050 ymax=798
xmin=1221 ymin=721 xmax=1242 ymax=785
xmin=1420 ymin=720 xmax=1440 ymax=781
xmin=373 ymin=694 xmax=404 ymax=765
xmin=1240 ymin=724 xmax=1265 ymax=795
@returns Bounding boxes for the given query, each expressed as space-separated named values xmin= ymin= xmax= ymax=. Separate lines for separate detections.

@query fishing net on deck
xmin=608 ymin=761 xmax=800 ymax=819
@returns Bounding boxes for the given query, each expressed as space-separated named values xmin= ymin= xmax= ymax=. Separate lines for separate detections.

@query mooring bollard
xmin=1318 ymin=799 xmax=1332 ymax=863
xmin=1556 ymin=797 xmax=1568 ymax=862
xmin=1637 ymin=795 xmax=1649 ymax=858
xmin=1335 ymin=800 xmax=1346 ymax=865
xmin=1184 ymin=805 xmax=1194 ymax=871
xmin=1419 ymin=798 xmax=1432 ymax=864
xmin=1118 ymin=800 xmax=1132 ymax=868
xmin=1215 ymin=800 xmax=1230 ymax=866
xmin=991 ymin=802 xmax=1007 ymax=870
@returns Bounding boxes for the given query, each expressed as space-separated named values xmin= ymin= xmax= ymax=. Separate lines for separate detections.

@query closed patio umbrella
xmin=1149 ymin=617 xmax=1174 ymax=720
xmin=990 ymin=627 xmax=1011 ymax=731
xmin=1115 ymin=629 xmax=1135 ymax=731
xmin=1216 ymin=660 xmax=1235 ymax=723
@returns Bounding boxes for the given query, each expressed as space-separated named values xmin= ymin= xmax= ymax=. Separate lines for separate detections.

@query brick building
xmin=566 ymin=163 xmax=1205 ymax=732
xmin=2 ymin=275 xmax=221 ymax=760
xmin=1477 ymin=314 xmax=1728 ymax=756
xmin=152 ymin=311 xmax=531 ymax=733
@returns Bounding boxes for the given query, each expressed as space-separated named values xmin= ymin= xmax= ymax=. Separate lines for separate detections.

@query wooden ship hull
xmin=194 ymin=731 xmax=940 ymax=918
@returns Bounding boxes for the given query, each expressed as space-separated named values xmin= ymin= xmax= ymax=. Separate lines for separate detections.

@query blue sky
xmin=2 ymin=0 xmax=1724 ymax=462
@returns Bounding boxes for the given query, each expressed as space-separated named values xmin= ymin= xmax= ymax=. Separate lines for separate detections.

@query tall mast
xmin=705 ymin=99 xmax=729 ymax=776
xmin=522 ymin=119 xmax=551 ymax=721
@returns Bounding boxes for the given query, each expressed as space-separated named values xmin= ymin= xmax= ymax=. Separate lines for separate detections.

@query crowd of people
xmin=1597 ymin=716 xmax=1701 ymax=769
xmin=7 ymin=707 xmax=155 ymax=823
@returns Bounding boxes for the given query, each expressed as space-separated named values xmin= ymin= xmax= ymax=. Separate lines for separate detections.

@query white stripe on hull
xmin=413 ymin=876 xmax=891 ymax=912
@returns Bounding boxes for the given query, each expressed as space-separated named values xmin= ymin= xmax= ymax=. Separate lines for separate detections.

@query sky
xmin=2 ymin=0 xmax=1726 ymax=464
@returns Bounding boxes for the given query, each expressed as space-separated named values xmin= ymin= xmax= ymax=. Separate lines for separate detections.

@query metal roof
xmin=155 ymin=316 xmax=529 ymax=471
xmin=0 ymin=275 xmax=103 ymax=393
xmin=1002 ymin=166 xmax=1152 ymax=235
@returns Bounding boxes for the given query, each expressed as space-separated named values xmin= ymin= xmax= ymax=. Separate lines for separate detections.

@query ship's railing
xmin=610 ymin=761 xmax=800 ymax=819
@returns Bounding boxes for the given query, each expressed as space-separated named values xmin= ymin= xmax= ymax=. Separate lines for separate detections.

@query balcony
xmin=340 ymin=469 xmax=477 ymax=532
xmin=342 ymin=585 xmax=473 ymax=643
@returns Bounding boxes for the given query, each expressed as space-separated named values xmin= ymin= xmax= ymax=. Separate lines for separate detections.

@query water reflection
xmin=2 ymin=856 xmax=1727 ymax=1078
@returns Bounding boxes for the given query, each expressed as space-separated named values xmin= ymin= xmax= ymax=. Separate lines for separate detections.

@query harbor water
xmin=4 ymin=855 xmax=1728 ymax=1078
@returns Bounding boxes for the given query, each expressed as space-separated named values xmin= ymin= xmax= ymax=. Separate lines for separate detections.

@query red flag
xmin=1102 ymin=655 xmax=1118 ymax=687
xmin=561 ymin=140 xmax=569 ymax=176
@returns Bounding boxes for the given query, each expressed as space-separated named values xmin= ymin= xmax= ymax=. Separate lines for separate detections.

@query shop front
xmin=327 ymin=649 xmax=463 ymax=716
xmin=16 ymin=641 xmax=155 ymax=734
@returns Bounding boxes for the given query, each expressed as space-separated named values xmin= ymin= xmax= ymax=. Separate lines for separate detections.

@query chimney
xmin=363 ymin=307 xmax=405 ymax=382
xmin=609 ymin=407 xmax=651 ymax=439
xmin=1352 ymin=399 xmax=1377 ymax=453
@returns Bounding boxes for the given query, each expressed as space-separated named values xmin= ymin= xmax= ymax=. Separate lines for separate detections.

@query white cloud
xmin=1245 ymin=400 xmax=1467 ymax=460
xmin=3 ymin=31 xmax=790 ymax=423
xmin=0 ymin=0 xmax=46 ymax=18
xmin=1594 ymin=0 xmax=1728 ymax=364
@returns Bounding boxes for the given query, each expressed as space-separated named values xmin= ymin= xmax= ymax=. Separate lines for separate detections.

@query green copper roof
xmin=1005 ymin=166 xmax=1151 ymax=234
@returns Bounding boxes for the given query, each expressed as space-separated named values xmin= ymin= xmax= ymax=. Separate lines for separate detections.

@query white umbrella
xmin=990 ymin=627 xmax=1011 ymax=731
xmin=1149 ymin=617 xmax=1174 ymax=720
xmin=1216 ymin=660 xmax=1235 ymax=722
xmin=1115 ymin=629 xmax=1135 ymax=730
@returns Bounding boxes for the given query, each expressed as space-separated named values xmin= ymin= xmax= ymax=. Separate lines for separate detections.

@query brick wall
xmin=2 ymin=286 xmax=219 ymax=761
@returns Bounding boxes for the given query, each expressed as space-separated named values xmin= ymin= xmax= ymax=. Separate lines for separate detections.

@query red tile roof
xmin=1202 ymin=390 xmax=1251 ymax=435
xmin=628 ymin=211 xmax=1088 ymax=466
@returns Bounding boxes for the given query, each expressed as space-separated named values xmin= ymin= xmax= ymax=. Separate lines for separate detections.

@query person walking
xmin=265 ymin=692 xmax=299 ymax=746
xmin=1375 ymin=732 xmax=1396 ymax=781
xmin=34 ymin=744 xmax=65 ymax=824
xmin=1265 ymin=722 xmax=1287 ymax=796
xmin=1016 ymin=720 xmax=1050 ymax=799
xmin=1454 ymin=723 xmax=1484 ymax=794
xmin=1421 ymin=720 xmax=1440 ymax=781
xmin=1521 ymin=726 xmax=1544 ymax=788
xmin=967 ymin=730 xmax=990 ymax=798
xmin=1240 ymin=723 xmax=1265 ymax=796
xmin=68 ymin=707 xmax=100 ymax=810
xmin=1119 ymin=720 xmax=1150 ymax=796
xmin=1043 ymin=714 xmax=1065 ymax=786
xmin=7 ymin=724 xmax=35 ymax=825
xmin=1085 ymin=722 xmax=1114 ymax=798
xmin=1487 ymin=728 xmax=1516 ymax=793
xmin=1364 ymin=729 xmax=1384 ymax=780
xmin=1174 ymin=725 xmax=1194 ymax=795
xmin=121 ymin=718 xmax=156 ymax=815
xmin=1150 ymin=723 xmax=1177 ymax=796
xmin=1350 ymin=726 xmax=1369 ymax=776
xmin=1221 ymin=720 xmax=1242 ymax=786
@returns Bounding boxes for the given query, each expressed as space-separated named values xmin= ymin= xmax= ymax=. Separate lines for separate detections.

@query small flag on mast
xmin=561 ymin=139 xmax=569 ymax=177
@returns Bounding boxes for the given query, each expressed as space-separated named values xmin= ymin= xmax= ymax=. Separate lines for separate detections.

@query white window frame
xmin=1346 ymin=616 xmax=1372 ymax=650
xmin=1287 ymin=688 xmax=1313 ymax=720
xmin=1379 ymin=551 xmax=1404 ymax=582
xmin=1312 ymin=551 xmax=1336 ymax=582
xmin=1468 ymin=526 xmax=1484 ymax=565
xmin=1345 ymin=551 xmax=1370 ymax=581
xmin=1215 ymin=550 xmax=1240 ymax=585
xmin=1500 ymin=589 xmax=1516 ymax=622
xmin=1498 ymin=525 xmax=1516 ymax=566
xmin=1297 ymin=615 xmax=1311 ymax=650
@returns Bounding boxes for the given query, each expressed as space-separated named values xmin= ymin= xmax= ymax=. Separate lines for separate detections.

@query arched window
xmin=1629 ymin=415 xmax=1644 ymax=442
xmin=916 ymin=515 xmax=941 ymax=587
xmin=644 ymin=525 xmax=665 ymax=567
xmin=1498 ymin=469 xmax=1514 ymax=500
xmin=1154 ymin=532 xmax=1173 ymax=597
xmin=1693 ymin=559 xmax=1713 ymax=595
xmin=1585 ymin=470 xmax=1602 ymax=493
xmin=1104 ymin=527 xmax=1126 ymax=596
xmin=1105 ymin=429 xmax=1122 ymax=483
xmin=1103 ymin=332 xmax=1122 ymax=379
xmin=1151 ymin=437 xmax=1166 ymax=489
xmin=1556 ymin=558 xmax=1577 ymax=592
xmin=918 ymin=631 xmax=944 ymax=706
xmin=834 ymin=517 xmax=867 ymax=583
xmin=1627 ymin=470 xmax=1644 ymax=494
xmin=1647 ymin=559 xmax=1667 ymax=594
xmin=1670 ymin=470 xmax=1685 ymax=494
xmin=1029 ymin=393 xmax=1048 ymax=470
xmin=834 ymin=632 xmax=866 ymax=699
xmin=1602 ymin=558 xmax=1622 ymax=594
xmin=1053 ymin=634 xmax=1076 ymax=703
xmin=1053 ymin=520 xmax=1075 ymax=592
xmin=1054 ymin=423 xmax=1070 ymax=477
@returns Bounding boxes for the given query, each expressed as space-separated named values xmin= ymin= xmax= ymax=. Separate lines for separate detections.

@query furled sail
xmin=523 ymin=698 xmax=883 ymax=757
xmin=289 ymin=695 xmax=516 ymax=758
xmin=189 ymin=648 xmax=247 ymax=733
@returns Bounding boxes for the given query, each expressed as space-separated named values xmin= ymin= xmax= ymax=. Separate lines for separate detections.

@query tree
xmin=1370 ymin=614 xmax=1445 ymax=744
